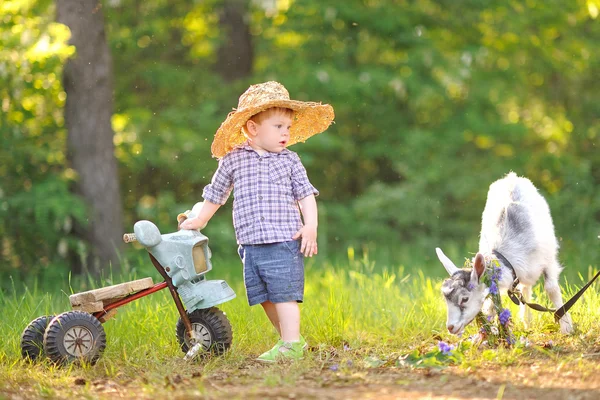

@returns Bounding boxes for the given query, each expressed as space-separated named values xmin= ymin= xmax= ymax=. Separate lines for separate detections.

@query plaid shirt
xmin=203 ymin=144 xmax=318 ymax=245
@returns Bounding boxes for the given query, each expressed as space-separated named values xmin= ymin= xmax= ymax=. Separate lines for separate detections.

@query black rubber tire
xmin=21 ymin=315 xmax=55 ymax=361
xmin=43 ymin=310 xmax=106 ymax=366
xmin=176 ymin=307 xmax=233 ymax=355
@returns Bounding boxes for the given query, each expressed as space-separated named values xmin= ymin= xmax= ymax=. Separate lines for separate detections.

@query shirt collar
xmin=239 ymin=143 xmax=291 ymax=157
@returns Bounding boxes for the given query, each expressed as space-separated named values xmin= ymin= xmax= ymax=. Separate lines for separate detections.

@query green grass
xmin=2 ymin=251 xmax=600 ymax=398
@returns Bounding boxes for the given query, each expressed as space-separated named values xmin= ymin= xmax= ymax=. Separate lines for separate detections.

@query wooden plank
xmin=72 ymin=300 xmax=104 ymax=313
xmin=69 ymin=277 xmax=154 ymax=306
xmin=98 ymin=309 xmax=118 ymax=323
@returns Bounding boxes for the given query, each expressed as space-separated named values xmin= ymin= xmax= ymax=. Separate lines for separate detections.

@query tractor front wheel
xmin=176 ymin=307 xmax=232 ymax=355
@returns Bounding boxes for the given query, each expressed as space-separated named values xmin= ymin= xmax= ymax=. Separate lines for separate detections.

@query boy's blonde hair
xmin=242 ymin=107 xmax=294 ymax=137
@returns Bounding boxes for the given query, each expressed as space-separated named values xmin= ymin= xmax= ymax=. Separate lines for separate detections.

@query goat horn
xmin=436 ymin=247 xmax=460 ymax=276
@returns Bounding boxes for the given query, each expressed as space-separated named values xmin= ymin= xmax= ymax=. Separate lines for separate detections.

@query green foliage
xmin=105 ymin=0 xmax=600 ymax=264
xmin=0 ymin=0 xmax=87 ymax=282
xmin=1 ymin=0 xmax=599 ymax=279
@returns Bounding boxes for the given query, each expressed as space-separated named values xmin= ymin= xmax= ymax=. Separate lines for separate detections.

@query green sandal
xmin=257 ymin=337 xmax=306 ymax=363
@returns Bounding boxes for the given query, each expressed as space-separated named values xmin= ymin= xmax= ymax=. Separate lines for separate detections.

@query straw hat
xmin=211 ymin=81 xmax=335 ymax=158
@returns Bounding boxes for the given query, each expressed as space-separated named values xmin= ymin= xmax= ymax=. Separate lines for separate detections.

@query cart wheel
xmin=21 ymin=315 xmax=55 ymax=361
xmin=43 ymin=310 xmax=107 ymax=365
xmin=176 ymin=307 xmax=233 ymax=355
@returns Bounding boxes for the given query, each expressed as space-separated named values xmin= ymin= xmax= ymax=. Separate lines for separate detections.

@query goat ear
xmin=436 ymin=247 xmax=460 ymax=276
xmin=471 ymin=253 xmax=485 ymax=281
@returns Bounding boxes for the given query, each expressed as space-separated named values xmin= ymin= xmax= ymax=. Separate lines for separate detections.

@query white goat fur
xmin=436 ymin=172 xmax=573 ymax=335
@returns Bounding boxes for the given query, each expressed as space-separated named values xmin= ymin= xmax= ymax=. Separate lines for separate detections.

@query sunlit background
xmin=1 ymin=0 xmax=599 ymax=290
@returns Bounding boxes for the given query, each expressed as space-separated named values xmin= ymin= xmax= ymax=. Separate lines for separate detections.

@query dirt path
xmin=3 ymin=357 xmax=600 ymax=399
xmin=207 ymin=363 xmax=600 ymax=400
xmin=0 ymin=351 xmax=600 ymax=400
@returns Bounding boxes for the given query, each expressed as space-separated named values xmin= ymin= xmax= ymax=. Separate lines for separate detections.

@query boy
xmin=180 ymin=81 xmax=334 ymax=362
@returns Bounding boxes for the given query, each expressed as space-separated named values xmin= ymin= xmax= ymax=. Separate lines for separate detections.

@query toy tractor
xmin=20 ymin=204 xmax=236 ymax=365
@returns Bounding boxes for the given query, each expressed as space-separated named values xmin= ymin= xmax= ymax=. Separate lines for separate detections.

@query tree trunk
xmin=56 ymin=0 xmax=123 ymax=276
xmin=216 ymin=0 xmax=253 ymax=81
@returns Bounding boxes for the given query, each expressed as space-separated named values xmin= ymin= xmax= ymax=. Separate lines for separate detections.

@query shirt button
xmin=261 ymin=217 xmax=265 ymax=221
xmin=259 ymin=196 xmax=263 ymax=200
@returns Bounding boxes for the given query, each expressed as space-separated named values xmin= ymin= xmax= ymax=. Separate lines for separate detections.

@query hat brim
xmin=211 ymin=99 xmax=335 ymax=158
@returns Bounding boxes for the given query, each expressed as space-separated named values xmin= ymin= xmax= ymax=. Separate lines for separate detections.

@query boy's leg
xmin=260 ymin=300 xmax=281 ymax=336
xmin=274 ymin=301 xmax=300 ymax=342
xmin=257 ymin=300 xmax=304 ymax=362
xmin=255 ymin=241 xmax=306 ymax=362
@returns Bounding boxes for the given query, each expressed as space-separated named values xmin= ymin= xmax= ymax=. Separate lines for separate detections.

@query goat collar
xmin=492 ymin=250 xmax=519 ymax=290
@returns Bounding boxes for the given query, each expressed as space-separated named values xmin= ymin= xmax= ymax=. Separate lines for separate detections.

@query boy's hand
xmin=180 ymin=216 xmax=207 ymax=231
xmin=292 ymin=225 xmax=318 ymax=257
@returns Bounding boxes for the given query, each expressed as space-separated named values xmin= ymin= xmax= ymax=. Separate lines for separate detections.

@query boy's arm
xmin=293 ymin=194 xmax=318 ymax=257
xmin=180 ymin=201 xmax=221 ymax=230
xmin=180 ymin=156 xmax=233 ymax=231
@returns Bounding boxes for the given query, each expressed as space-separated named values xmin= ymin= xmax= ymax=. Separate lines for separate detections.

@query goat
xmin=435 ymin=172 xmax=573 ymax=335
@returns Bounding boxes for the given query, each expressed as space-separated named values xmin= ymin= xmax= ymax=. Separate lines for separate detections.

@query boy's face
xmin=248 ymin=113 xmax=293 ymax=154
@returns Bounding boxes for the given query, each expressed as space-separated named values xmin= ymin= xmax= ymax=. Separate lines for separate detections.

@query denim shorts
xmin=238 ymin=240 xmax=304 ymax=306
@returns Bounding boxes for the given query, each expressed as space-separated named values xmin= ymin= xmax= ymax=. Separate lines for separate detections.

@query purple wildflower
xmin=329 ymin=364 xmax=339 ymax=372
xmin=506 ymin=335 xmax=516 ymax=345
xmin=467 ymin=282 xmax=476 ymax=291
xmin=490 ymin=263 xmax=502 ymax=283
xmin=489 ymin=281 xmax=498 ymax=295
xmin=438 ymin=341 xmax=454 ymax=355
xmin=499 ymin=308 xmax=511 ymax=326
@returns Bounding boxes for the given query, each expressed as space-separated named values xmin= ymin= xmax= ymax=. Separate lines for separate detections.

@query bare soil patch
xmin=4 ymin=356 xmax=600 ymax=399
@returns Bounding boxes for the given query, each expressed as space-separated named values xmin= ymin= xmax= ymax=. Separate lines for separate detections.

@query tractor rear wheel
xmin=21 ymin=315 xmax=55 ymax=362
xmin=44 ymin=310 xmax=106 ymax=365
